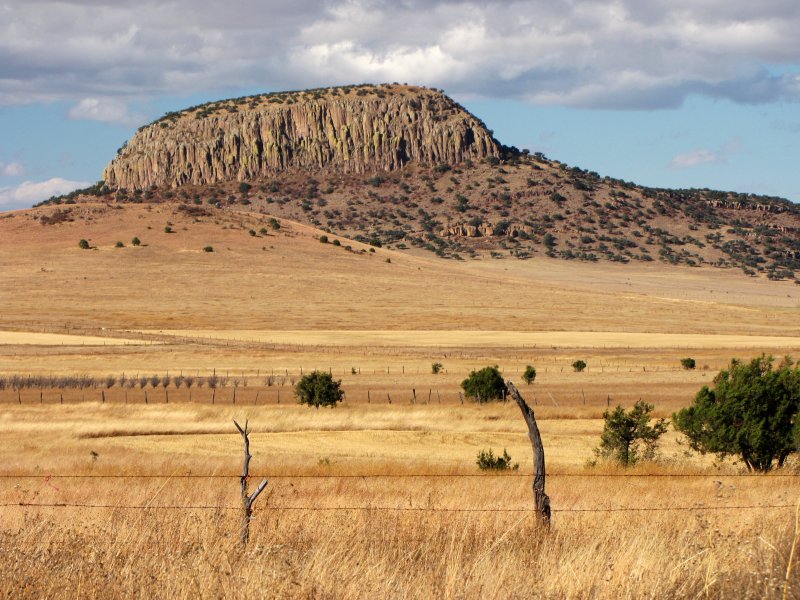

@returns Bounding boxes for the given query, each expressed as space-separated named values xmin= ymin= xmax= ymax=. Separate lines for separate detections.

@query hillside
xmin=37 ymin=83 xmax=800 ymax=280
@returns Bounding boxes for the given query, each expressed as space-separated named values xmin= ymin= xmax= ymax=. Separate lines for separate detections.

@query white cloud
xmin=0 ymin=1 xmax=799 ymax=109
xmin=0 ymin=161 xmax=25 ymax=176
xmin=669 ymin=149 xmax=720 ymax=169
xmin=669 ymin=137 xmax=743 ymax=169
xmin=68 ymin=97 xmax=144 ymax=126
xmin=0 ymin=178 xmax=91 ymax=210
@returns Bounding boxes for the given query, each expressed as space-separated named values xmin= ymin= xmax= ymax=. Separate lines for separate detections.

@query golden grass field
xmin=1 ymin=202 xmax=799 ymax=598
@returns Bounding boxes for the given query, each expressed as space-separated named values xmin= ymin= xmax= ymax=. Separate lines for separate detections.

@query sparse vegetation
xmin=78 ymin=239 xmax=90 ymax=249
xmin=431 ymin=362 xmax=443 ymax=375
xmin=522 ymin=365 xmax=537 ymax=385
xmin=674 ymin=355 xmax=800 ymax=471
xmin=476 ymin=448 xmax=518 ymax=470
xmin=572 ymin=360 xmax=587 ymax=372
xmin=203 ymin=246 xmax=214 ymax=252
xmin=680 ymin=357 xmax=696 ymax=370
xmin=132 ymin=237 xmax=141 ymax=246
xmin=295 ymin=371 xmax=344 ymax=408
xmin=595 ymin=401 xmax=668 ymax=466
xmin=461 ymin=366 xmax=505 ymax=402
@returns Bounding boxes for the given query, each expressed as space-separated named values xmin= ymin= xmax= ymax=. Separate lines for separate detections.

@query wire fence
xmin=0 ymin=472 xmax=798 ymax=478
xmin=1 ymin=501 xmax=796 ymax=513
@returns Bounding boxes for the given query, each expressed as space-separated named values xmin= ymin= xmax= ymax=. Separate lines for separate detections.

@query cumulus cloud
xmin=0 ymin=161 xmax=25 ymax=176
xmin=68 ymin=97 xmax=144 ymax=126
xmin=0 ymin=178 xmax=91 ymax=210
xmin=0 ymin=1 xmax=799 ymax=108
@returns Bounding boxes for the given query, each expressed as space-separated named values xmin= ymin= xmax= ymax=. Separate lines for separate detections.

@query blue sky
xmin=1 ymin=0 xmax=799 ymax=210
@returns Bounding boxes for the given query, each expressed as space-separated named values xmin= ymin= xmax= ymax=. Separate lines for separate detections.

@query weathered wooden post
xmin=233 ymin=419 xmax=268 ymax=546
xmin=506 ymin=381 xmax=551 ymax=526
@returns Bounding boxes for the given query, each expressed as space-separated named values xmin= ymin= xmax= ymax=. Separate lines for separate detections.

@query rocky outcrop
xmin=441 ymin=221 xmax=532 ymax=238
xmin=103 ymin=84 xmax=501 ymax=190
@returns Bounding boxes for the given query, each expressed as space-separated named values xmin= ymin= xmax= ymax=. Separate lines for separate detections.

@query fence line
xmin=1 ymin=501 xmax=795 ymax=513
xmin=0 ymin=472 xmax=797 ymax=479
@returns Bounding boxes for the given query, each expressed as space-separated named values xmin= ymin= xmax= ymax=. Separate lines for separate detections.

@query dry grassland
xmin=1 ymin=404 xmax=799 ymax=599
xmin=1 ymin=204 xmax=800 ymax=597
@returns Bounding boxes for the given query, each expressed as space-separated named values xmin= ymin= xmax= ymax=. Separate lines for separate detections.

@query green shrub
xmin=319 ymin=235 xmax=329 ymax=244
xmin=476 ymin=448 xmax=518 ymax=470
xmin=522 ymin=365 xmax=537 ymax=385
xmin=332 ymin=239 xmax=341 ymax=247
xmin=461 ymin=365 xmax=505 ymax=402
xmin=431 ymin=362 xmax=443 ymax=375
xmin=131 ymin=237 xmax=141 ymax=246
xmin=680 ymin=357 xmax=696 ymax=370
xmin=78 ymin=239 xmax=90 ymax=249
xmin=238 ymin=182 xmax=252 ymax=193
xmin=674 ymin=355 xmax=800 ymax=471
xmin=202 ymin=246 xmax=214 ymax=253
xmin=248 ymin=229 xmax=256 ymax=237
xmin=295 ymin=371 xmax=344 ymax=408
xmin=164 ymin=226 xmax=173 ymax=234
xmin=115 ymin=241 xmax=124 ymax=248
xmin=268 ymin=218 xmax=281 ymax=230
xmin=259 ymin=227 xmax=268 ymax=235
xmin=595 ymin=401 xmax=668 ymax=466
xmin=572 ymin=360 xmax=587 ymax=372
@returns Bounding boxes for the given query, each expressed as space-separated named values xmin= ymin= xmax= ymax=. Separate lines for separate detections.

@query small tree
xmin=461 ymin=365 xmax=505 ymax=402
xmin=522 ymin=365 xmax=537 ymax=385
xmin=431 ymin=362 xmax=443 ymax=374
xmin=131 ymin=237 xmax=141 ymax=246
xmin=78 ymin=239 xmax=90 ymax=249
xmin=476 ymin=448 xmax=519 ymax=470
xmin=673 ymin=355 xmax=800 ymax=471
xmin=681 ymin=357 xmax=696 ymax=370
xmin=203 ymin=246 xmax=214 ymax=253
xmin=596 ymin=401 xmax=668 ymax=466
xmin=319 ymin=235 xmax=329 ymax=244
xmin=572 ymin=360 xmax=587 ymax=373
xmin=295 ymin=371 xmax=344 ymax=408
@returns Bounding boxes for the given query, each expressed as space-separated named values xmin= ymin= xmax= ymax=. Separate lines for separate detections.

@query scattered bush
xmin=476 ymin=448 xmax=518 ymax=470
xmin=461 ymin=366 xmax=505 ymax=403
xmin=319 ymin=235 xmax=329 ymax=244
xmin=680 ymin=357 xmax=696 ymax=370
xmin=595 ymin=401 xmax=668 ymax=466
xmin=164 ymin=226 xmax=173 ymax=234
xmin=572 ymin=360 xmax=587 ymax=373
xmin=674 ymin=355 xmax=800 ymax=471
xmin=78 ymin=239 xmax=90 ymax=249
xmin=131 ymin=237 xmax=141 ymax=246
xmin=202 ymin=246 xmax=214 ymax=253
xmin=522 ymin=365 xmax=537 ymax=385
xmin=295 ymin=371 xmax=344 ymax=408
xmin=268 ymin=218 xmax=281 ymax=230
xmin=248 ymin=229 xmax=256 ymax=237
xmin=431 ymin=362 xmax=443 ymax=375
xmin=115 ymin=241 xmax=124 ymax=248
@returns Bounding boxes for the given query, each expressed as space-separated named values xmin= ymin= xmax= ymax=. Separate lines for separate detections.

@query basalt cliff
xmin=37 ymin=83 xmax=800 ymax=280
xmin=104 ymin=84 xmax=500 ymax=190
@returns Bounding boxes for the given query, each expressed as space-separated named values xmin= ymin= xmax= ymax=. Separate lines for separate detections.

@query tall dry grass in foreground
xmin=2 ymin=471 xmax=798 ymax=599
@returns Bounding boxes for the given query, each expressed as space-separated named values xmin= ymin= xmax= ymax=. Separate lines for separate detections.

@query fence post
xmin=233 ymin=420 xmax=268 ymax=546
xmin=506 ymin=381 xmax=551 ymax=527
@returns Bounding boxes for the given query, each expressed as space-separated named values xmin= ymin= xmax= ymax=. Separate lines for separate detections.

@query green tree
xmin=522 ymin=365 xmax=537 ymax=385
xmin=572 ymin=360 xmax=587 ymax=372
xmin=596 ymin=401 xmax=668 ymax=466
xmin=131 ymin=237 xmax=141 ymax=246
xmin=295 ymin=371 xmax=344 ymax=408
xmin=673 ymin=355 xmax=800 ymax=472
xmin=681 ymin=357 xmax=696 ymax=370
xmin=461 ymin=365 xmax=505 ymax=403
xmin=476 ymin=448 xmax=519 ymax=471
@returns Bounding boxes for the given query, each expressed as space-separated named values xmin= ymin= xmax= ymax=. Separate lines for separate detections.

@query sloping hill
xmin=33 ymin=83 xmax=800 ymax=280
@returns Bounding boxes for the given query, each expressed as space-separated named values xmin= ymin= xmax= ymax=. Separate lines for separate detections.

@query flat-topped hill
xmin=103 ymin=84 xmax=501 ymax=189
xmin=34 ymin=84 xmax=800 ymax=280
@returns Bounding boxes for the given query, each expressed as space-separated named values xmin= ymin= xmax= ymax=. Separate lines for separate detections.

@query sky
xmin=1 ymin=0 xmax=799 ymax=211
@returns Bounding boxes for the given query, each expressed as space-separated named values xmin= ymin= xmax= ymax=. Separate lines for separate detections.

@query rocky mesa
xmin=104 ymin=84 xmax=501 ymax=190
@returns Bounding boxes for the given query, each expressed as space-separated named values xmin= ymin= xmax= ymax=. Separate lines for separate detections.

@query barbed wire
xmin=0 ymin=501 xmax=795 ymax=513
xmin=0 ymin=472 xmax=797 ymax=479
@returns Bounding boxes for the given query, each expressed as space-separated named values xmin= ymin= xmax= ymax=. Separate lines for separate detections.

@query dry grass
xmin=1 ymin=404 xmax=799 ymax=598
xmin=2 ymin=203 xmax=800 ymax=597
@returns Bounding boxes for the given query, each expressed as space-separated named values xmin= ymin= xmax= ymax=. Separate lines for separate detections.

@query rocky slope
xmin=39 ymin=84 xmax=800 ymax=281
xmin=104 ymin=84 xmax=500 ymax=189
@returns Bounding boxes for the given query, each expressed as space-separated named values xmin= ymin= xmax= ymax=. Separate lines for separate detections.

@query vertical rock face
xmin=103 ymin=84 xmax=501 ymax=190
